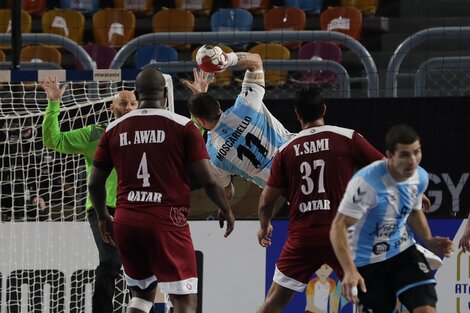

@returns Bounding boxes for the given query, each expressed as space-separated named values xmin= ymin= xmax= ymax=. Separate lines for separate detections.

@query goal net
xmin=0 ymin=69 xmax=174 ymax=313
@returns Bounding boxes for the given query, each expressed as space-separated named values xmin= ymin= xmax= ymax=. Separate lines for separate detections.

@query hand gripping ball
xmin=195 ymin=45 xmax=228 ymax=73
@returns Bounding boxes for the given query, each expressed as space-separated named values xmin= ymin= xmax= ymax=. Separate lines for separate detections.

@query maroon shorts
xmin=114 ymin=221 xmax=197 ymax=294
xmin=275 ymin=234 xmax=342 ymax=292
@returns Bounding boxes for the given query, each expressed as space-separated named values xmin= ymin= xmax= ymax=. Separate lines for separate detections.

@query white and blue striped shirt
xmin=338 ymin=160 xmax=429 ymax=267
xmin=206 ymin=81 xmax=293 ymax=188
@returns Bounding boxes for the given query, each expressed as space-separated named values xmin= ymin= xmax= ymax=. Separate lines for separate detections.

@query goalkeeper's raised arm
xmin=38 ymin=76 xmax=138 ymax=313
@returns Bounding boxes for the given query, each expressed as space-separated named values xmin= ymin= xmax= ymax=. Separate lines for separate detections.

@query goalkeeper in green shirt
xmin=40 ymin=77 xmax=138 ymax=313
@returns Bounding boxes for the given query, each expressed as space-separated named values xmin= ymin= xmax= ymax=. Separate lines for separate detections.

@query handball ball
xmin=195 ymin=45 xmax=227 ymax=73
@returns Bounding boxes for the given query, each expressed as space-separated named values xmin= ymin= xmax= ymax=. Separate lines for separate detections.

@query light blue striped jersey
xmin=206 ymin=81 xmax=293 ymax=188
xmin=338 ymin=160 xmax=429 ymax=267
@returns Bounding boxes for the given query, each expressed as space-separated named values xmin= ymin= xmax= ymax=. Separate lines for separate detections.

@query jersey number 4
xmin=137 ymin=153 xmax=150 ymax=187
xmin=300 ymin=160 xmax=325 ymax=195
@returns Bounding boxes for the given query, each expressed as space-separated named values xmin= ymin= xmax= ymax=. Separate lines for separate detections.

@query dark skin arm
xmin=89 ymin=166 xmax=115 ymax=246
xmin=257 ymin=185 xmax=283 ymax=247
xmin=190 ymin=159 xmax=235 ymax=237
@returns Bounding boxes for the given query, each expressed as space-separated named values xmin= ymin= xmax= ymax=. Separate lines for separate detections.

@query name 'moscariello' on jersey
xmin=206 ymin=81 xmax=294 ymax=188
xmin=338 ymin=160 xmax=429 ymax=267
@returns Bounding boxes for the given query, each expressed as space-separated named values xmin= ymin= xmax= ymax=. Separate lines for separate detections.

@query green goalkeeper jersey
xmin=42 ymin=100 xmax=117 ymax=211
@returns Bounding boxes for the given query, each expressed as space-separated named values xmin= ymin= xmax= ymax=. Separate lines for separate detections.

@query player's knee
xmin=169 ymin=293 xmax=197 ymax=313
xmin=128 ymin=297 xmax=154 ymax=312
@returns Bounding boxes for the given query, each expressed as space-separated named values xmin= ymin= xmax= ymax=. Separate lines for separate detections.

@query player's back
xmin=274 ymin=125 xmax=383 ymax=231
xmin=102 ymin=109 xmax=207 ymax=210
xmin=206 ymin=82 xmax=293 ymax=187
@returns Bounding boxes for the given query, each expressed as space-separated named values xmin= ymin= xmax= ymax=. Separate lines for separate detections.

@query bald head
xmin=135 ymin=68 xmax=166 ymax=103
xmin=113 ymin=90 xmax=135 ymax=103
xmin=110 ymin=90 xmax=137 ymax=118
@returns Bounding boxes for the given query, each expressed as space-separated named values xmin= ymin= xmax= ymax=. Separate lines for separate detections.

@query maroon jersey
xmin=268 ymin=125 xmax=383 ymax=235
xmin=94 ymin=109 xmax=209 ymax=230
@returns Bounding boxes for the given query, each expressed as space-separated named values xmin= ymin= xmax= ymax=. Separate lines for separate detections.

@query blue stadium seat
xmin=210 ymin=8 xmax=253 ymax=50
xmin=284 ymin=0 xmax=324 ymax=15
xmin=134 ymin=45 xmax=178 ymax=70
xmin=59 ymin=0 xmax=100 ymax=14
xmin=211 ymin=8 xmax=253 ymax=32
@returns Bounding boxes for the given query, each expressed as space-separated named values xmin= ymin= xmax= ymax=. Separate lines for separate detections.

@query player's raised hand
xmin=39 ymin=76 xmax=68 ymax=101
xmin=257 ymin=223 xmax=273 ymax=247
xmin=181 ymin=68 xmax=215 ymax=94
xmin=218 ymin=208 xmax=235 ymax=238
xmin=195 ymin=45 xmax=230 ymax=73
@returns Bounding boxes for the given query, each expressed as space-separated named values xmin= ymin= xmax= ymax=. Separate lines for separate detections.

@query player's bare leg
xmin=169 ymin=294 xmax=197 ymax=313
xmin=257 ymin=282 xmax=295 ymax=313
xmin=127 ymin=288 xmax=156 ymax=313
xmin=413 ymin=306 xmax=436 ymax=313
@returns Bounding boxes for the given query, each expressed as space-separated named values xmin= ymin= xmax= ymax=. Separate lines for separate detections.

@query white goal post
xmin=0 ymin=69 xmax=174 ymax=313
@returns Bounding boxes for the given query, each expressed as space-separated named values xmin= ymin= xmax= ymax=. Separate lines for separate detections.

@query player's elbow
xmin=41 ymin=135 xmax=57 ymax=149
xmin=251 ymin=52 xmax=262 ymax=64
xmin=42 ymin=140 xmax=54 ymax=149
xmin=251 ymin=53 xmax=263 ymax=70
xmin=202 ymin=179 xmax=219 ymax=193
xmin=87 ymin=178 xmax=99 ymax=195
xmin=224 ymin=183 xmax=235 ymax=201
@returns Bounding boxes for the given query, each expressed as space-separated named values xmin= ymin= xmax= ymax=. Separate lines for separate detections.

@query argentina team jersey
xmin=338 ymin=160 xmax=429 ymax=267
xmin=206 ymin=82 xmax=293 ymax=188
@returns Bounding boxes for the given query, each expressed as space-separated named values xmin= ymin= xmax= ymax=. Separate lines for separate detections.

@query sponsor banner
xmin=93 ymin=69 xmax=121 ymax=81
xmin=38 ymin=69 xmax=66 ymax=82
xmin=0 ymin=221 xmax=264 ymax=313
xmin=434 ymin=219 xmax=470 ymax=312
xmin=267 ymin=219 xmax=465 ymax=313
xmin=267 ymin=220 xmax=354 ymax=313
xmin=0 ymin=70 xmax=10 ymax=82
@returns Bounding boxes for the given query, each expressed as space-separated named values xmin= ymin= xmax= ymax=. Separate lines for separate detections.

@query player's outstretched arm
xmin=257 ymin=186 xmax=282 ymax=247
xmin=194 ymin=45 xmax=263 ymax=73
xmin=89 ymin=165 xmax=115 ymax=246
xmin=234 ymin=52 xmax=263 ymax=72
xmin=407 ymin=210 xmax=454 ymax=256
xmin=40 ymin=77 xmax=93 ymax=154
xmin=190 ymin=159 xmax=235 ymax=237
xmin=330 ymin=213 xmax=366 ymax=304
xmin=39 ymin=76 xmax=68 ymax=101
xmin=181 ymin=68 xmax=216 ymax=94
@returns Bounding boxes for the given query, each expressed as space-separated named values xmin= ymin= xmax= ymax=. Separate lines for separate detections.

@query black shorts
xmin=357 ymin=245 xmax=437 ymax=312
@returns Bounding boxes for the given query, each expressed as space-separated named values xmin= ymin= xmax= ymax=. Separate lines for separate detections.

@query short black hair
xmin=293 ymin=87 xmax=325 ymax=122
xmin=385 ymin=124 xmax=421 ymax=153
xmin=135 ymin=67 xmax=165 ymax=101
xmin=187 ymin=93 xmax=220 ymax=122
